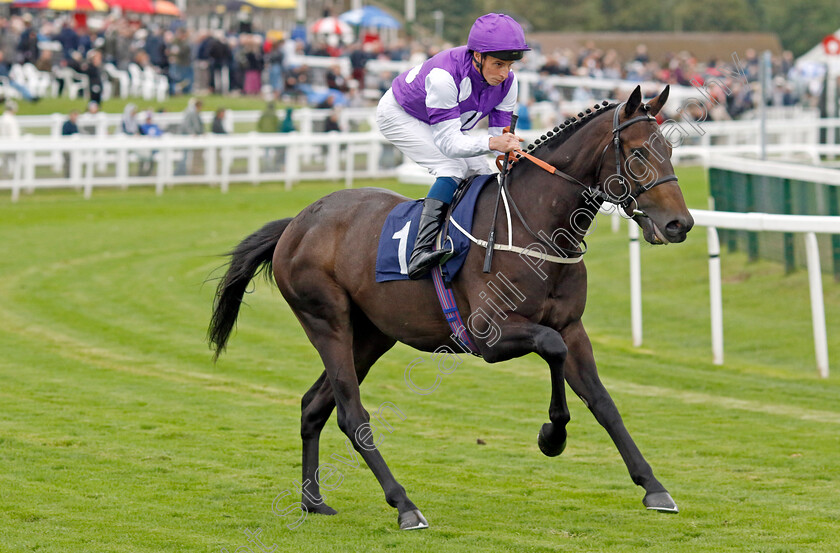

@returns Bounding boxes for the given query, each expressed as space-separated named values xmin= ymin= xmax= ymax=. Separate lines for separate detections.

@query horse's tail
xmin=208 ymin=218 xmax=293 ymax=360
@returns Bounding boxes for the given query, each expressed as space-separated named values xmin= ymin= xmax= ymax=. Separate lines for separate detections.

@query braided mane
xmin=519 ymin=100 xmax=618 ymax=160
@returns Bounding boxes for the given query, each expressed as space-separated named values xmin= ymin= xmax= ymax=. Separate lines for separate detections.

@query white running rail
xmin=623 ymin=209 xmax=840 ymax=378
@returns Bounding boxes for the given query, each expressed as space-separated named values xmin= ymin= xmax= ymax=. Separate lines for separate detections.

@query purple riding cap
xmin=467 ymin=12 xmax=530 ymax=54
xmin=391 ymin=14 xmax=529 ymax=133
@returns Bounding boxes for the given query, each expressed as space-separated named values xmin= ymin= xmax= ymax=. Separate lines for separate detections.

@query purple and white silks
xmin=389 ymin=46 xmax=517 ymax=159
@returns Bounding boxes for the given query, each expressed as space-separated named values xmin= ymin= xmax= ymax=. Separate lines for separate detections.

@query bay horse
xmin=209 ymin=85 xmax=693 ymax=530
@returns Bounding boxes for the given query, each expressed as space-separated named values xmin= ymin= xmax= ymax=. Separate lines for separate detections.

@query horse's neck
xmin=508 ymin=125 xmax=606 ymax=250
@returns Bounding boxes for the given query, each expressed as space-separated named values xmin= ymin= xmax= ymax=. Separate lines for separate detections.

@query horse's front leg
xmin=537 ymin=336 xmax=571 ymax=457
xmin=560 ymin=320 xmax=678 ymax=513
xmin=479 ymin=316 xmax=571 ymax=454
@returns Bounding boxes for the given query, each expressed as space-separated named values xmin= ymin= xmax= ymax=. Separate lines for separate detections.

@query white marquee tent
xmin=797 ymin=28 xmax=840 ymax=117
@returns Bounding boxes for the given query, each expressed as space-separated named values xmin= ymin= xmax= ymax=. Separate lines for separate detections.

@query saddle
xmin=374 ymin=174 xmax=497 ymax=284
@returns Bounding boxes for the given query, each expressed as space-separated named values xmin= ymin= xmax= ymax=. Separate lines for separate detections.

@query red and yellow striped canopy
xmin=14 ymin=0 xmax=109 ymax=11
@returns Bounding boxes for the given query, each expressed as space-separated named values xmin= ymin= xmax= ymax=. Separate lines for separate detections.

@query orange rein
xmin=495 ymin=148 xmax=557 ymax=175
xmin=494 ymin=123 xmax=559 ymax=176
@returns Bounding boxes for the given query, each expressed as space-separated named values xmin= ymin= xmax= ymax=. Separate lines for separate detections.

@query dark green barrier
xmin=708 ymin=167 xmax=840 ymax=280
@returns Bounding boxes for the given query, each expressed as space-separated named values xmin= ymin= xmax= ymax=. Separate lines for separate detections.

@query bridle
xmin=595 ymin=102 xmax=679 ymax=212
xmin=485 ymin=100 xmax=680 ymax=260
xmin=506 ymin=101 xmax=679 ymax=214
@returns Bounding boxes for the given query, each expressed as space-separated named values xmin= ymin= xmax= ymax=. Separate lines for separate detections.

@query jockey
xmin=376 ymin=13 xmax=528 ymax=279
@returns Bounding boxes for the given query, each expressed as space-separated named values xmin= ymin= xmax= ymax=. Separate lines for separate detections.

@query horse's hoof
xmin=538 ymin=423 xmax=566 ymax=457
xmin=643 ymin=491 xmax=679 ymax=513
xmin=303 ymin=502 xmax=338 ymax=515
xmin=398 ymin=509 xmax=429 ymax=530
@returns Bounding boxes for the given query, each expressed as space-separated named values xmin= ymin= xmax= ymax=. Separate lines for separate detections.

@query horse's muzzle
xmin=663 ymin=214 xmax=694 ymax=243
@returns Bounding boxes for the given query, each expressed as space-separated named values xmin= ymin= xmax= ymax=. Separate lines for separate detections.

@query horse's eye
xmin=630 ymin=147 xmax=647 ymax=159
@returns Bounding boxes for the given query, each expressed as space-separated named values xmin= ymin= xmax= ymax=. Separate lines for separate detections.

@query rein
xmin=498 ymin=102 xmax=679 ymax=213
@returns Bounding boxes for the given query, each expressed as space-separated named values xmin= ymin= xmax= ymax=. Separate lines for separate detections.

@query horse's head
xmin=599 ymin=85 xmax=694 ymax=244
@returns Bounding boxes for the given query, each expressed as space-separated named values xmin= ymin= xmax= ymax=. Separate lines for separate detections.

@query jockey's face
xmin=473 ymin=52 xmax=515 ymax=86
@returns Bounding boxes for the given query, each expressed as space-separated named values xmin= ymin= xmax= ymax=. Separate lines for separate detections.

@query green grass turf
xmin=1 ymin=167 xmax=839 ymax=552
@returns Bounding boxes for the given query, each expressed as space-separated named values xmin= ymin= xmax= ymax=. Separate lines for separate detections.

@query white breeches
xmin=376 ymin=88 xmax=493 ymax=180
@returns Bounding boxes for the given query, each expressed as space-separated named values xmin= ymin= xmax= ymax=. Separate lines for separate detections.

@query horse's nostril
xmin=664 ymin=218 xmax=692 ymax=242
xmin=665 ymin=220 xmax=683 ymax=234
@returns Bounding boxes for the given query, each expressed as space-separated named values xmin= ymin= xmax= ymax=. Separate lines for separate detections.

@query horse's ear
xmin=623 ymin=85 xmax=642 ymax=117
xmin=647 ymin=85 xmax=670 ymax=116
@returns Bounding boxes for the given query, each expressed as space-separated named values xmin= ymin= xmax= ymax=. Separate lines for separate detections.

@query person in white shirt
xmin=0 ymin=99 xmax=21 ymax=176
xmin=0 ymin=99 xmax=20 ymax=138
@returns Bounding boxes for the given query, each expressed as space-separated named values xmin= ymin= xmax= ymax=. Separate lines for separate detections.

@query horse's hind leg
xmin=299 ymin=371 xmax=338 ymax=515
xmin=299 ymin=315 xmax=395 ymax=515
xmin=561 ymin=321 xmax=678 ymax=513
xmin=293 ymin=291 xmax=425 ymax=529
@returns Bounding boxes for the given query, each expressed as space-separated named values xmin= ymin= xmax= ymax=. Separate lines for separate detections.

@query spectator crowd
xmin=0 ymin=10 xmax=829 ymax=125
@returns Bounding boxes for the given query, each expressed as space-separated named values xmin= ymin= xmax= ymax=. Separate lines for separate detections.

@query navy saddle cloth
xmin=375 ymin=174 xmax=495 ymax=283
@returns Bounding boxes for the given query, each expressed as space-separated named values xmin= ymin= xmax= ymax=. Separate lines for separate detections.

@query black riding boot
xmin=407 ymin=198 xmax=450 ymax=280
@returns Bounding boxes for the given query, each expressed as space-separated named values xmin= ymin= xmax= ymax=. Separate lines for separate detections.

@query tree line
xmin=382 ymin=0 xmax=836 ymax=57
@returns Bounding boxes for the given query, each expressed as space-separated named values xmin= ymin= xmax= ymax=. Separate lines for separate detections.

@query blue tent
xmin=339 ymin=5 xmax=401 ymax=29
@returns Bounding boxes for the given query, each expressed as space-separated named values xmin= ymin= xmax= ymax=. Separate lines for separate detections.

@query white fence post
xmin=204 ymin=145 xmax=213 ymax=185
xmin=117 ymin=141 xmax=128 ymax=189
xmin=70 ymin=145 xmax=81 ymax=188
xmin=690 ymin=210 xmax=840 ymax=376
xmin=95 ymin=112 xmax=108 ymax=171
xmin=206 ymin=144 xmax=217 ymax=187
xmin=707 ymin=226 xmax=724 ymax=365
xmin=50 ymin=113 xmax=62 ymax=171
xmin=285 ymin=141 xmax=297 ymax=191
xmin=345 ymin=142 xmax=355 ymax=189
xmin=11 ymin=149 xmax=22 ymax=203
xmin=805 ymin=232 xmax=830 ymax=378
xmin=24 ymin=139 xmax=35 ymax=192
xmin=628 ymin=220 xmax=642 ymax=347
xmin=248 ymin=135 xmax=259 ymax=185
xmin=299 ymin=110 xmax=315 ymax=164
xmin=220 ymin=145 xmax=231 ymax=194
xmin=83 ymin=147 xmax=94 ymax=199
xmin=155 ymin=148 xmax=166 ymax=196
xmin=328 ymin=140 xmax=340 ymax=180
